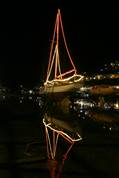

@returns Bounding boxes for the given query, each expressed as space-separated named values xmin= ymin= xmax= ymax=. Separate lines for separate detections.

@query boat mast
xmin=45 ymin=9 xmax=77 ymax=84
xmin=55 ymin=9 xmax=62 ymax=79
xmin=45 ymin=11 xmax=57 ymax=83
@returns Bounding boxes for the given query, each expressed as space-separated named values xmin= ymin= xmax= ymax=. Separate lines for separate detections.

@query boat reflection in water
xmin=43 ymin=107 xmax=82 ymax=178
xmin=43 ymin=92 xmax=119 ymax=178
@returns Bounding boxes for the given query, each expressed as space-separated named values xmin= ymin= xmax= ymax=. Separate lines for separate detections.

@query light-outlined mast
xmin=45 ymin=9 xmax=77 ymax=84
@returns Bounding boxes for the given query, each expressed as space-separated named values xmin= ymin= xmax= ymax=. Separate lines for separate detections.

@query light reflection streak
xmin=43 ymin=113 xmax=82 ymax=178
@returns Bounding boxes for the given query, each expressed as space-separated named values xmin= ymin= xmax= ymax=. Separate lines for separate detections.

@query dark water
xmin=0 ymin=95 xmax=119 ymax=178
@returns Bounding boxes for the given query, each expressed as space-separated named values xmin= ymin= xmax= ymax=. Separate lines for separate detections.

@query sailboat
xmin=44 ymin=9 xmax=84 ymax=94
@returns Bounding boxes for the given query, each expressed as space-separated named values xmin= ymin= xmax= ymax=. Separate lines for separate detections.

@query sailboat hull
xmin=44 ymin=81 xmax=82 ymax=94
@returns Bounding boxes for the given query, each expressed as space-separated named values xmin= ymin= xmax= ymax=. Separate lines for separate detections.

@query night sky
xmin=1 ymin=3 xmax=119 ymax=88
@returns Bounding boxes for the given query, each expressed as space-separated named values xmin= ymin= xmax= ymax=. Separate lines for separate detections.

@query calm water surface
xmin=0 ymin=95 xmax=119 ymax=178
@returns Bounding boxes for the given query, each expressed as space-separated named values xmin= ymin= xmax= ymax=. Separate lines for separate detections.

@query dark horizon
xmin=1 ymin=5 xmax=119 ymax=88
